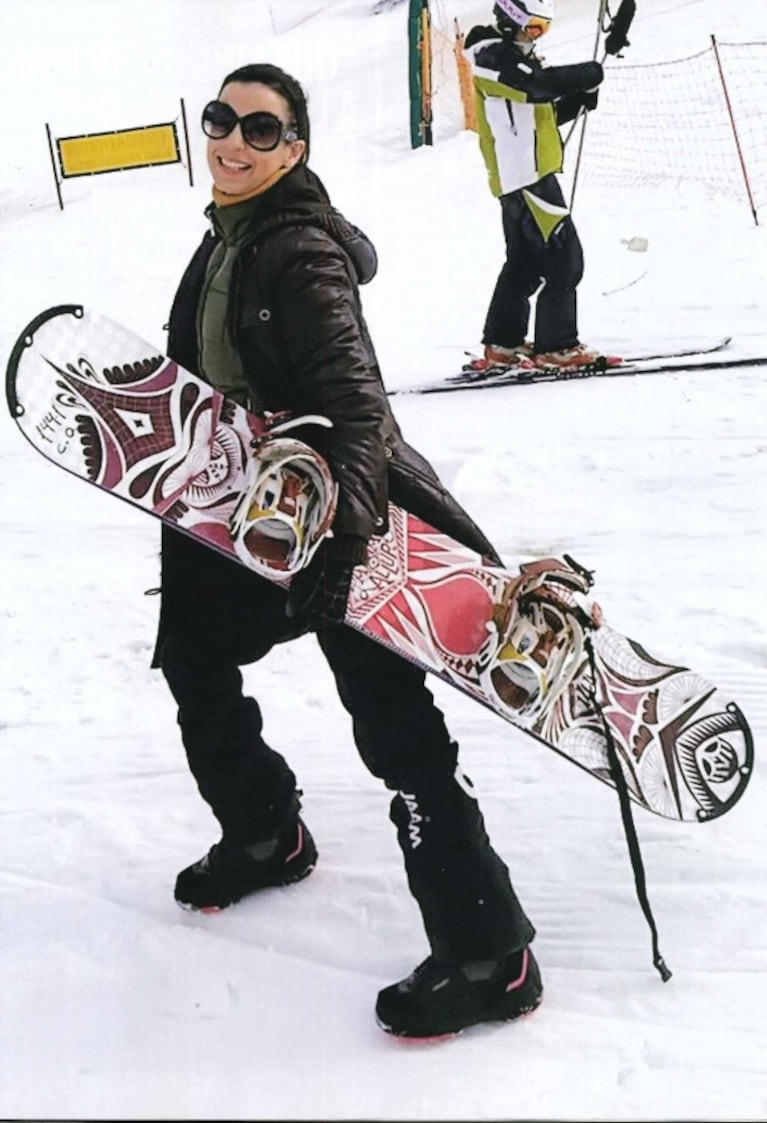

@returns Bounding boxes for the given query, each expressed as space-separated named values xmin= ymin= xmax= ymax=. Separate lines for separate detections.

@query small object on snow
xmin=602 ymin=269 xmax=649 ymax=296
xmin=621 ymin=236 xmax=649 ymax=253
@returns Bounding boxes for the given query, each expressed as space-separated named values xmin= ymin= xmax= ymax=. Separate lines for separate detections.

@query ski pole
xmin=564 ymin=0 xmax=636 ymax=151
xmin=564 ymin=0 xmax=608 ymax=150
xmin=562 ymin=45 xmax=608 ymax=152
xmin=569 ymin=0 xmax=636 ymax=211
xmin=568 ymin=0 xmax=608 ymax=212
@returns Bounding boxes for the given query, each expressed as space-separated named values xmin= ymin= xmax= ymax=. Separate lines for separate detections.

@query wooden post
xmin=180 ymin=97 xmax=194 ymax=187
xmin=454 ymin=19 xmax=476 ymax=132
xmin=45 ymin=123 xmax=64 ymax=211
xmin=420 ymin=0 xmax=433 ymax=145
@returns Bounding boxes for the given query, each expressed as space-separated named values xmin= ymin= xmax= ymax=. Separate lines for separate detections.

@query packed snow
xmin=1 ymin=0 xmax=766 ymax=1119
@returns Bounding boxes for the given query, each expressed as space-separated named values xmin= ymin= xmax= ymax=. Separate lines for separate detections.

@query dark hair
xmin=219 ymin=63 xmax=310 ymax=163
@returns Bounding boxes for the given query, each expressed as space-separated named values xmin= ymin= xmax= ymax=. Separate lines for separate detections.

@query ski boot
xmin=462 ymin=342 xmax=534 ymax=376
xmin=532 ymin=343 xmax=621 ymax=373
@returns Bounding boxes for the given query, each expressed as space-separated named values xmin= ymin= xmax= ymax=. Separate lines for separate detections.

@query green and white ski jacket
xmin=464 ymin=26 xmax=604 ymax=198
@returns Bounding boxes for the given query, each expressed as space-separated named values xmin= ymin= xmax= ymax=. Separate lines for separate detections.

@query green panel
xmin=408 ymin=0 xmax=426 ymax=148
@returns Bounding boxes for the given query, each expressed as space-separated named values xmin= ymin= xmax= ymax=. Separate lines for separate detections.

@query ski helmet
xmin=493 ymin=0 xmax=554 ymax=40
xmin=230 ymin=436 xmax=338 ymax=578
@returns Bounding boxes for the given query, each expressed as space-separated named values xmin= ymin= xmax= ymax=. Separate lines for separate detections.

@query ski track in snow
xmin=1 ymin=0 xmax=767 ymax=1119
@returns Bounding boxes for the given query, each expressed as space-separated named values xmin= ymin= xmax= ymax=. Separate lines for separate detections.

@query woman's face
xmin=206 ymin=81 xmax=305 ymax=195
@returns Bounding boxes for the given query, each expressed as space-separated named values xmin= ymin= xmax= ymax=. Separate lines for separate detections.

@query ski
xmin=612 ymin=336 xmax=732 ymax=363
xmin=439 ymin=335 xmax=732 ymax=366
xmin=388 ymin=339 xmax=767 ymax=397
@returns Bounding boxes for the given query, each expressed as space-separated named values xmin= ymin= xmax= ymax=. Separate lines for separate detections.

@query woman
xmin=154 ymin=62 xmax=541 ymax=1040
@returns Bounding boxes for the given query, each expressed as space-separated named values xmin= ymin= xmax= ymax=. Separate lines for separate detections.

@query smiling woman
xmin=203 ymin=73 xmax=307 ymax=198
xmin=152 ymin=59 xmax=543 ymax=1042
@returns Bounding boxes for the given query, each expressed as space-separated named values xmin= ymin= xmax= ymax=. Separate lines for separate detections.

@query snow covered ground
xmin=1 ymin=0 xmax=766 ymax=1119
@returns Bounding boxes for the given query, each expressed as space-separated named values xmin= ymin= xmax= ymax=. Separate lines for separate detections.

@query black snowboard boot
xmin=174 ymin=816 xmax=317 ymax=911
xmin=375 ymin=946 xmax=542 ymax=1040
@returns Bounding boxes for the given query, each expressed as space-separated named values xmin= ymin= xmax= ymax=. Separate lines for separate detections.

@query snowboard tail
xmin=5 ymin=305 xmax=754 ymax=825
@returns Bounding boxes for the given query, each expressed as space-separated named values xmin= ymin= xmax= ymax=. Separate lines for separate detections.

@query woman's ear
xmin=284 ymin=139 xmax=307 ymax=168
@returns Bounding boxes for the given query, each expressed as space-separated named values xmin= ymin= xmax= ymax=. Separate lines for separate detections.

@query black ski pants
xmin=158 ymin=543 xmax=534 ymax=963
xmin=483 ymin=173 xmax=584 ymax=354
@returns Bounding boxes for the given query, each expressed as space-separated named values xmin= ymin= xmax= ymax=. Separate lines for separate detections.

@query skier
xmin=464 ymin=0 xmax=606 ymax=370
xmin=153 ymin=62 xmax=542 ymax=1039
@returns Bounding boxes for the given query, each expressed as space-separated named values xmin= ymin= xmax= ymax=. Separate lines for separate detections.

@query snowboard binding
xmin=229 ymin=415 xmax=338 ymax=579
xmin=478 ymin=555 xmax=601 ymax=724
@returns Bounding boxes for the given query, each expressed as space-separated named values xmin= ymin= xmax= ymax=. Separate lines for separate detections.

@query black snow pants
xmin=156 ymin=529 xmax=534 ymax=964
xmin=483 ymin=172 xmax=584 ymax=354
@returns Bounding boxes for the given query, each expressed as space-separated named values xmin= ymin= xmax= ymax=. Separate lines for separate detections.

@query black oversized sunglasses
xmin=201 ymin=100 xmax=299 ymax=151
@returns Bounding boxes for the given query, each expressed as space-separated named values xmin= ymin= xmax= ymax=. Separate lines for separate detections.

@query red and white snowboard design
xmin=5 ymin=305 xmax=753 ymax=823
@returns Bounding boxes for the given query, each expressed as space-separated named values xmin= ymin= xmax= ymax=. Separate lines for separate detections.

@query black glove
xmin=581 ymin=88 xmax=599 ymax=112
xmin=285 ymin=537 xmax=367 ymax=625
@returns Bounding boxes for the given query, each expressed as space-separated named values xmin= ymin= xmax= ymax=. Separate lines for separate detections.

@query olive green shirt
xmin=197 ymin=196 xmax=262 ymax=408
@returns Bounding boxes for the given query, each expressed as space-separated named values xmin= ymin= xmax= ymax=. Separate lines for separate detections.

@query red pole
xmin=711 ymin=34 xmax=759 ymax=226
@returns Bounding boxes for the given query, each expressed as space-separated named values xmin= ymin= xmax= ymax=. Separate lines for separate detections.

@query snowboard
xmin=390 ymin=337 xmax=767 ymax=396
xmin=5 ymin=305 xmax=753 ymax=825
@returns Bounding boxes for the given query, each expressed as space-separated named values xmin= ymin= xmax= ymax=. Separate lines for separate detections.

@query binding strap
xmin=584 ymin=634 xmax=673 ymax=983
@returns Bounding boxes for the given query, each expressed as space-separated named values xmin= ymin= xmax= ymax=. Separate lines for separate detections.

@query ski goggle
xmin=201 ymin=100 xmax=299 ymax=151
xmin=496 ymin=0 xmax=552 ymax=39
xmin=522 ymin=15 xmax=551 ymax=39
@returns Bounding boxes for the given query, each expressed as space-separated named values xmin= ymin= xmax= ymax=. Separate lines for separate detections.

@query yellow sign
xmin=58 ymin=123 xmax=180 ymax=178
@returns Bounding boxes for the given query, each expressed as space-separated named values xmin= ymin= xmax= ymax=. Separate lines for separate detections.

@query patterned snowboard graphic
xmin=5 ymin=305 xmax=753 ymax=822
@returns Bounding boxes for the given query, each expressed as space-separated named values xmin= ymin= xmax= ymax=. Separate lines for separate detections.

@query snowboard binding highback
xmin=478 ymin=554 xmax=601 ymax=724
xmin=229 ymin=413 xmax=338 ymax=579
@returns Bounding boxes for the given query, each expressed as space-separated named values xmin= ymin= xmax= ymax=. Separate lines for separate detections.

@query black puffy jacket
xmin=152 ymin=165 xmax=501 ymax=664
xmin=166 ymin=164 xmax=500 ymax=563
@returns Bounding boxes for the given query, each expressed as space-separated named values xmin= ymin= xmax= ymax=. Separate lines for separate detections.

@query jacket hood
xmin=207 ymin=164 xmax=378 ymax=286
